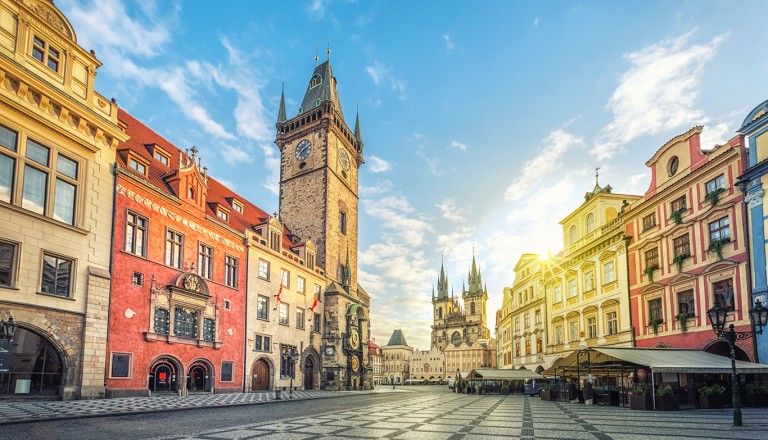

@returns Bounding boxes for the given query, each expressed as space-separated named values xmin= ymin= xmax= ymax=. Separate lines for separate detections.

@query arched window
xmin=188 ymin=187 xmax=195 ymax=199
xmin=438 ymin=308 xmax=442 ymax=319
xmin=470 ymin=303 xmax=475 ymax=314
xmin=586 ymin=213 xmax=595 ymax=233
xmin=569 ymin=225 xmax=578 ymax=244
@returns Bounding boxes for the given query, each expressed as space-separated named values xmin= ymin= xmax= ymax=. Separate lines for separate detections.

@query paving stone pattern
xmin=157 ymin=394 xmax=768 ymax=440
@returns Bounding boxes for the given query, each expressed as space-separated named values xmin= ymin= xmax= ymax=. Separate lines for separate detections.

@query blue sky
xmin=59 ymin=0 xmax=768 ymax=350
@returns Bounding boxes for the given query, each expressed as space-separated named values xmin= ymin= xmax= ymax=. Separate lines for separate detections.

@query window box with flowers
xmin=672 ymin=253 xmax=690 ymax=272
xmin=708 ymin=238 xmax=730 ymax=261
xmin=644 ymin=265 xmax=659 ymax=282
xmin=675 ymin=312 xmax=694 ymax=333
xmin=704 ymin=188 xmax=726 ymax=206
xmin=648 ymin=318 xmax=664 ymax=336
xmin=669 ymin=209 xmax=685 ymax=225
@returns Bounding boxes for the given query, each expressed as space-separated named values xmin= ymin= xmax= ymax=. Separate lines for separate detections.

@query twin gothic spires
xmin=434 ymin=252 xmax=486 ymax=300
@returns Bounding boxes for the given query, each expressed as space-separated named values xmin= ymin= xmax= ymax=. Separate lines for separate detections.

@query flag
xmin=309 ymin=294 xmax=318 ymax=313
xmin=273 ymin=285 xmax=282 ymax=310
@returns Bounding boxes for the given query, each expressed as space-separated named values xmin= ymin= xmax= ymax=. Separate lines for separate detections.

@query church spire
xmin=298 ymin=49 xmax=344 ymax=119
xmin=437 ymin=256 xmax=449 ymax=300
xmin=342 ymin=244 xmax=351 ymax=292
xmin=277 ymin=81 xmax=287 ymax=123
xmin=354 ymin=104 xmax=363 ymax=142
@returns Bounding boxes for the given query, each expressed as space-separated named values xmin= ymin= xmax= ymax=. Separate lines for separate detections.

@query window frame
xmin=313 ymin=313 xmax=321 ymax=333
xmin=128 ymin=156 xmax=148 ymax=176
xmin=256 ymin=295 xmax=269 ymax=320
xmin=258 ymin=259 xmax=270 ymax=280
xmin=648 ymin=298 xmax=663 ymax=322
xmin=645 ymin=248 xmax=659 ymax=269
xmin=278 ymin=302 xmax=289 ymax=326
xmin=31 ymin=35 xmax=61 ymax=74
xmin=109 ymin=352 xmax=132 ymax=379
xmin=164 ymin=228 xmax=184 ymax=269
xmin=673 ymin=234 xmax=691 ymax=258
xmin=296 ymin=307 xmax=305 ymax=329
xmin=339 ymin=210 xmax=347 ymax=235
xmin=677 ymin=289 xmax=695 ymax=317
xmin=197 ymin=242 xmax=213 ymax=280
xmin=254 ymin=334 xmax=272 ymax=352
xmin=125 ymin=210 xmax=148 ymax=257
xmin=603 ymin=260 xmax=616 ymax=284
xmin=553 ymin=285 xmax=562 ymax=303
xmin=297 ymin=276 xmax=306 ymax=294
xmin=642 ymin=213 xmax=657 ymax=231
xmin=586 ymin=316 xmax=597 ymax=339
xmin=705 ymin=174 xmax=726 ymax=194
xmin=280 ymin=268 xmax=290 ymax=288
xmin=606 ymin=311 xmax=618 ymax=335
xmin=670 ymin=195 xmax=687 ymax=213
xmin=40 ymin=251 xmax=74 ymax=298
xmin=709 ymin=217 xmax=730 ymax=243
xmin=224 ymin=255 xmax=238 ymax=288
xmin=0 ymin=239 xmax=20 ymax=289
xmin=713 ymin=279 xmax=734 ymax=309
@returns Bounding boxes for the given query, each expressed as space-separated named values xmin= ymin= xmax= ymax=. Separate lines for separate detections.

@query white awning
xmin=467 ymin=368 xmax=542 ymax=380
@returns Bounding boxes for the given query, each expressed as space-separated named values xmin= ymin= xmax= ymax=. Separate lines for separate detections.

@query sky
xmin=59 ymin=0 xmax=768 ymax=350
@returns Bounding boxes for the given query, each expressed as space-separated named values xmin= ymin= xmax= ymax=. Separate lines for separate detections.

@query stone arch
xmin=250 ymin=355 xmax=276 ymax=391
xmin=301 ymin=347 xmax=321 ymax=390
xmin=148 ymin=355 xmax=183 ymax=394
xmin=1 ymin=325 xmax=66 ymax=398
xmin=701 ymin=339 xmax=753 ymax=362
xmin=186 ymin=358 xmax=214 ymax=393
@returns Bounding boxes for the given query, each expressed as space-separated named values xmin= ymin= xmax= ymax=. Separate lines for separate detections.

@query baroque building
xmin=544 ymin=177 xmax=639 ymax=368
xmin=0 ymin=0 xmax=128 ymax=399
xmin=275 ymin=55 xmax=371 ymax=390
xmin=444 ymin=339 xmax=496 ymax=379
xmin=431 ymin=256 xmax=490 ymax=351
xmin=382 ymin=329 xmax=412 ymax=385
xmin=625 ymin=127 xmax=753 ymax=360
xmin=369 ymin=339 xmax=384 ymax=386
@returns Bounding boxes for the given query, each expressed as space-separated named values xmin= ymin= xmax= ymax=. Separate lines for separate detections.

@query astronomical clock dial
xmin=351 ymin=355 xmax=360 ymax=372
xmin=339 ymin=148 xmax=350 ymax=171
xmin=349 ymin=328 xmax=360 ymax=350
xmin=325 ymin=346 xmax=335 ymax=356
xmin=295 ymin=139 xmax=312 ymax=160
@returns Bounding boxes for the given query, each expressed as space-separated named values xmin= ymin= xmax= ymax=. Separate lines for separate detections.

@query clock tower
xmin=275 ymin=56 xmax=363 ymax=287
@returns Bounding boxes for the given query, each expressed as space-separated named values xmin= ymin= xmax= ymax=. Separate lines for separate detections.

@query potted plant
xmin=643 ymin=265 xmax=659 ymax=282
xmin=630 ymin=387 xmax=652 ymax=410
xmin=648 ymin=318 xmax=663 ymax=336
xmin=672 ymin=253 xmax=690 ymax=272
xmin=704 ymin=188 xmax=725 ymax=206
xmin=698 ymin=385 xmax=726 ymax=409
xmin=745 ymin=384 xmax=768 ymax=407
xmin=675 ymin=312 xmax=691 ymax=333
xmin=708 ymin=238 xmax=729 ymax=261
xmin=655 ymin=385 xmax=679 ymax=411
xmin=670 ymin=209 xmax=684 ymax=225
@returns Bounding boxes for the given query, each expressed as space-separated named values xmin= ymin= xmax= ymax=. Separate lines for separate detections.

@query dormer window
xmin=32 ymin=36 xmax=60 ymax=73
xmin=217 ymin=209 xmax=229 ymax=222
xmin=232 ymin=200 xmax=244 ymax=214
xmin=270 ymin=229 xmax=281 ymax=253
xmin=309 ymin=74 xmax=322 ymax=88
xmin=154 ymin=150 xmax=169 ymax=166
xmin=188 ymin=188 xmax=195 ymax=199
xmin=128 ymin=157 xmax=147 ymax=176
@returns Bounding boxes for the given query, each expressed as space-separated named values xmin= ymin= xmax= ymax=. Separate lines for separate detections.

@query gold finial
xmin=595 ymin=166 xmax=601 ymax=185
xmin=314 ymin=48 xmax=318 ymax=66
xmin=326 ymin=40 xmax=331 ymax=60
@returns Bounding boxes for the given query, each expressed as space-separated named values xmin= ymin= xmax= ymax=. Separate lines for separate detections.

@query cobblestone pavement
xmin=0 ymin=388 xmax=407 ymax=425
xmin=154 ymin=393 xmax=768 ymax=440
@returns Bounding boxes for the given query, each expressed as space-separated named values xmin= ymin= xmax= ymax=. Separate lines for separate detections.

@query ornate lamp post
xmin=706 ymin=300 xmax=768 ymax=426
xmin=0 ymin=313 xmax=15 ymax=340
xmin=282 ymin=346 xmax=298 ymax=398
xmin=0 ymin=311 xmax=16 ymax=373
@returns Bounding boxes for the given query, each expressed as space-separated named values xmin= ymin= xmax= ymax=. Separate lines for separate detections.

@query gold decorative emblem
xmin=351 ymin=355 xmax=360 ymax=372
xmin=183 ymin=275 xmax=199 ymax=292
xmin=349 ymin=328 xmax=360 ymax=350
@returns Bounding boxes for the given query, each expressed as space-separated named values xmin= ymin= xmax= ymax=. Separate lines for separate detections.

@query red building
xmin=624 ymin=127 xmax=754 ymax=360
xmin=106 ymin=110 xmax=256 ymax=396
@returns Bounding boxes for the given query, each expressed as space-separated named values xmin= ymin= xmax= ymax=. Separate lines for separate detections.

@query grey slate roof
xmin=386 ymin=329 xmax=408 ymax=347
xmin=298 ymin=60 xmax=344 ymax=120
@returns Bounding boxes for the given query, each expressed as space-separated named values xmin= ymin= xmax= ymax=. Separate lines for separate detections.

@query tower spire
xmin=354 ymin=103 xmax=363 ymax=142
xmin=277 ymin=81 xmax=287 ymax=123
xmin=437 ymin=256 xmax=449 ymax=299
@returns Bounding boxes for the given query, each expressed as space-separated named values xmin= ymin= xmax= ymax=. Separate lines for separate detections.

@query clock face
xmin=325 ymin=346 xmax=334 ymax=356
xmin=339 ymin=148 xmax=350 ymax=171
xmin=295 ymin=139 xmax=312 ymax=161
xmin=351 ymin=355 xmax=360 ymax=372
xmin=349 ymin=328 xmax=360 ymax=350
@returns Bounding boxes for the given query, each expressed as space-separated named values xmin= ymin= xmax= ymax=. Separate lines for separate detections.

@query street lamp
xmin=706 ymin=300 xmax=768 ymax=426
xmin=282 ymin=346 xmax=298 ymax=398
xmin=0 ymin=311 xmax=16 ymax=373
xmin=0 ymin=313 xmax=15 ymax=340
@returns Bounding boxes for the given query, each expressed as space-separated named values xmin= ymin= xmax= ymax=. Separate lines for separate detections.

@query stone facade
xmin=382 ymin=329 xmax=412 ymax=385
xmin=0 ymin=0 xmax=127 ymax=400
xmin=444 ymin=339 xmax=496 ymax=379
xmin=409 ymin=347 xmax=446 ymax=381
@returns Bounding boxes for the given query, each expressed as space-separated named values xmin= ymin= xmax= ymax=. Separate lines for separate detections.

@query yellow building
xmin=0 ymin=0 xmax=128 ymax=399
xmin=544 ymin=179 xmax=640 ymax=368
xmin=444 ymin=339 xmax=495 ymax=378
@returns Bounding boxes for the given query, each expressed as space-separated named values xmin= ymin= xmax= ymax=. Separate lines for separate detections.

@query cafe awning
xmin=544 ymin=347 xmax=768 ymax=375
xmin=467 ymin=368 xmax=542 ymax=381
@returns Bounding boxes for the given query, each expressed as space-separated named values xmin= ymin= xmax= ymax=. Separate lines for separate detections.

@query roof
xmin=467 ymin=369 xmax=542 ymax=381
xmin=298 ymin=60 xmax=344 ymax=120
xmin=117 ymin=110 xmax=296 ymax=251
xmin=386 ymin=329 xmax=409 ymax=347
xmin=544 ymin=347 xmax=768 ymax=374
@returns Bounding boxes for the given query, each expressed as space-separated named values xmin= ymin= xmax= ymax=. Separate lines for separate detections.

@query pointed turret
xmin=298 ymin=57 xmax=344 ymax=119
xmin=277 ymin=81 xmax=287 ymax=123
xmin=437 ymin=258 xmax=449 ymax=300
xmin=342 ymin=245 xmax=351 ymax=292
xmin=354 ymin=105 xmax=363 ymax=142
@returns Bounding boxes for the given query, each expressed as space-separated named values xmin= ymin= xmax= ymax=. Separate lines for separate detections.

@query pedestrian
xmin=569 ymin=379 xmax=579 ymax=404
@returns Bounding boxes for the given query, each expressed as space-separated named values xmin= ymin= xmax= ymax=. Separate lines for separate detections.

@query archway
xmin=303 ymin=356 xmax=314 ymax=390
xmin=0 ymin=327 xmax=64 ymax=397
xmin=149 ymin=357 xmax=181 ymax=394
xmin=251 ymin=358 xmax=270 ymax=391
xmin=704 ymin=341 xmax=751 ymax=362
xmin=187 ymin=359 xmax=213 ymax=393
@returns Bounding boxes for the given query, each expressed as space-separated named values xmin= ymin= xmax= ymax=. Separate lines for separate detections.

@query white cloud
xmin=359 ymin=180 xmax=393 ymax=197
xmin=533 ymin=17 xmax=540 ymax=27
xmin=219 ymin=144 xmax=254 ymax=165
xmin=700 ymin=122 xmax=732 ymax=150
xmin=259 ymin=144 xmax=280 ymax=195
xmin=450 ymin=140 xmax=467 ymax=151
xmin=443 ymin=34 xmax=455 ymax=50
xmin=365 ymin=61 xmax=407 ymax=99
xmin=592 ymin=30 xmax=727 ymax=159
xmin=504 ymin=129 xmax=584 ymax=200
xmin=307 ymin=0 xmax=330 ymax=20
xmin=436 ymin=198 xmax=467 ymax=223
xmin=368 ymin=155 xmax=392 ymax=173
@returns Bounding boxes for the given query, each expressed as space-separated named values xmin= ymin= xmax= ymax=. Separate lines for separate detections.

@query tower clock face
xmin=351 ymin=355 xmax=360 ymax=372
xmin=295 ymin=139 xmax=312 ymax=160
xmin=349 ymin=328 xmax=360 ymax=350
xmin=339 ymin=148 xmax=350 ymax=171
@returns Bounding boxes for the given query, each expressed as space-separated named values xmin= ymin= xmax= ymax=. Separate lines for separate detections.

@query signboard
xmin=0 ymin=339 xmax=11 ymax=372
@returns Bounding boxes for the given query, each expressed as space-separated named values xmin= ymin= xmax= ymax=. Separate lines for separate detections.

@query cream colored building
xmin=409 ymin=347 xmax=446 ymax=381
xmin=369 ymin=339 xmax=384 ymax=386
xmin=444 ymin=339 xmax=496 ymax=378
xmin=382 ymin=329 xmax=412 ymax=384
xmin=544 ymin=179 xmax=640 ymax=368
xmin=498 ymin=255 xmax=546 ymax=372
xmin=0 ymin=0 xmax=128 ymax=399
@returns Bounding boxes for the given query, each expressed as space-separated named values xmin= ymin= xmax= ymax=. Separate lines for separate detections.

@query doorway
xmin=303 ymin=357 xmax=314 ymax=390
xmin=187 ymin=360 xmax=211 ymax=393
xmin=251 ymin=359 xmax=270 ymax=391
xmin=149 ymin=357 xmax=179 ymax=393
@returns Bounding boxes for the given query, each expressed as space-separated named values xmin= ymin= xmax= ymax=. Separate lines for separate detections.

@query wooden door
xmin=303 ymin=357 xmax=314 ymax=390
xmin=251 ymin=359 xmax=269 ymax=391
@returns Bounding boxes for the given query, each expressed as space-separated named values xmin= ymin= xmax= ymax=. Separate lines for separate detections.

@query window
xmin=254 ymin=334 xmax=271 ymax=352
xmin=586 ymin=213 xmax=595 ymax=233
xmin=110 ymin=353 xmax=131 ymax=378
xmin=709 ymin=217 xmax=730 ymax=242
xmin=131 ymin=272 xmax=143 ymax=286
xmin=154 ymin=308 xmax=170 ymax=335
xmin=314 ymin=284 xmax=322 ymax=301
xmin=584 ymin=270 xmax=595 ymax=291
xmin=567 ymin=279 xmax=577 ymax=298
xmin=515 ymin=343 xmax=520 ymax=357
xmin=125 ymin=211 xmax=147 ymax=257
xmin=525 ymin=340 xmax=531 ymax=355
xmin=280 ymin=269 xmax=290 ymax=288
xmin=677 ymin=289 xmax=695 ymax=316
xmin=668 ymin=156 xmax=679 ymax=176
xmin=514 ymin=317 xmax=520 ymax=330
xmin=470 ymin=302 xmax=476 ymax=314
xmin=197 ymin=243 xmax=213 ymax=279
xmin=165 ymin=230 xmax=183 ymax=269
xmin=128 ymin=157 xmax=147 ymax=175
xmin=536 ymin=339 xmax=542 ymax=353
xmin=307 ymin=252 xmax=315 ymax=270
xmin=642 ymin=213 xmax=657 ymax=231
xmin=586 ymin=317 xmax=597 ymax=339
xmin=221 ymin=361 xmax=233 ymax=382
xmin=257 ymin=295 xmax=269 ymax=320
xmin=217 ymin=210 xmax=229 ymax=222
xmin=188 ymin=188 xmax=195 ymax=199
xmin=673 ymin=234 xmax=690 ymax=258
xmin=32 ymin=35 xmax=60 ymax=72
xmin=524 ymin=314 xmax=530 ymax=328
xmin=553 ymin=285 xmax=562 ymax=303
xmin=296 ymin=308 xmax=305 ymax=329
xmin=601 ymin=260 xmax=615 ymax=284
xmin=569 ymin=321 xmax=579 ymax=341
xmin=225 ymin=256 xmax=238 ymax=288
xmin=671 ymin=195 xmax=687 ymax=213
xmin=340 ymin=210 xmax=347 ymax=235
xmin=297 ymin=276 xmax=305 ymax=294
xmin=232 ymin=200 xmax=244 ymax=214
xmin=706 ymin=174 xmax=726 ymax=194
xmin=713 ymin=279 xmax=734 ymax=309
xmin=649 ymin=298 xmax=663 ymax=322
xmin=555 ymin=325 xmax=563 ymax=344
xmin=174 ymin=307 xmax=199 ymax=339
xmin=0 ymin=240 xmax=19 ymax=287
xmin=202 ymin=318 xmax=216 ymax=342
xmin=258 ymin=259 xmax=269 ymax=280
xmin=270 ymin=229 xmax=281 ymax=252
xmin=223 ymin=299 xmax=231 ymax=310
xmin=569 ymin=225 xmax=577 ymax=245
xmin=645 ymin=248 xmax=659 ymax=269
xmin=606 ymin=311 xmax=618 ymax=335
xmin=535 ymin=310 xmax=541 ymax=324
xmin=279 ymin=302 xmax=289 ymax=325
xmin=153 ymin=150 xmax=169 ymax=166
xmin=280 ymin=344 xmax=297 ymax=378
xmin=313 ymin=313 xmax=321 ymax=332
xmin=41 ymin=252 xmax=73 ymax=297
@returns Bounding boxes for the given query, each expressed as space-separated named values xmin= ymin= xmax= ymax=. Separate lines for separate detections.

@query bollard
xmin=275 ymin=388 xmax=282 ymax=400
